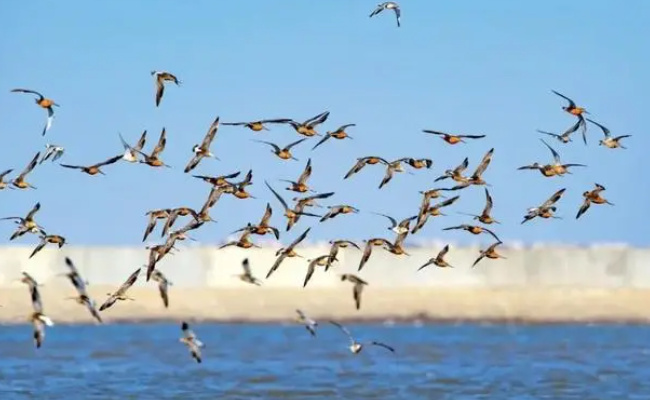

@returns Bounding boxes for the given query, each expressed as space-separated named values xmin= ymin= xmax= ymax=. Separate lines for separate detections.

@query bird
xmin=536 ymin=118 xmax=583 ymax=144
xmin=551 ymin=90 xmax=588 ymax=143
xmin=150 ymin=269 xmax=172 ymax=308
xmin=152 ymin=71 xmax=180 ymax=107
xmin=401 ymin=158 xmax=433 ymax=170
xmin=11 ymin=88 xmax=60 ymax=136
xmin=540 ymin=139 xmax=586 ymax=176
xmin=521 ymin=188 xmax=567 ymax=224
xmin=303 ymin=255 xmax=334 ymax=287
xmin=11 ymin=152 xmax=40 ymax=189
xmin=295 ymin=309 xmax=318 ymax=336
xmin=161 ymin=207 xmax=200 ymax=237
xmin=312 ymin=124 xmax=355 ymax=150
xmin=119 ymin=130 xmax=147 ymax=162
xmin=576 ymin=183 xmax=614 ymax=219
xmin=184 ymin=116 xmax=220 ymax=173
xmin=344 ymin=156 xmax=389 ymax=179
xmin=282 ymin=158 xmax=314 ymax=193
xmin=142 ymin=208 xmax=172 ymax=242
xmin=192 ymin=171 xmax=241 ymax=188
xmin=0 ymin=169 xmax=13 ymax=190
xmin=419 ymin=188 xmax=454 ymax=202
xmin=319 ymin=205 xmax=360 ymax=222
xmin=472 ymin=241 xmax=507 ymax=268
xmin=586 ymin=119 xmax=632 ymax=149
xmin=358 ymin=238 xmax=392 ymax=271
xmin=2 ymin=202 xmax=43 ymax=241
xmin=292 ymin=191 xmax=336 ymax=210
xmin=326 ymin=239 xmax=360 ymax=270
xmin=418 ymin=244 xmax=454 ymax=270
xmin=329 ymin=320 xmax=395 ymax=354
xmin=60 ymin=154 xmax=122 ymax=176
xmin=99 ymin=268 xmax=141 ymax=311
xmin=434 ymin=157 xmax=469 ymax=183
xmin=265 ymin=181 xmax=321 ymax=231
xmin=369 ymin=2 xmax=401 ymax=28
xmin=373 ymin=213 xmax=417 ymax=234
xmin=254 ymin=138 xmax=307 ymax=161
xmin=266 ymin=228 xmax=311 ymax=279
xmin=340 ymin=274 xmax=369 ymax=310
xmin=231 ymin=203 xmax=280 ymax=240
xmin=61 ymin=257 xmax=102 ymax=323
xmin=29 ymin=232 xmax=66 ymax=259
xmin=236 ymin=258 xmax=263 ymax=286
xmin=219 ymin=230 xmax=259 ymax=250
xmin=222 ymin=118 xmax=293 ymax=132
xmin=288 ymin=111 xmax=330 ymax=137
xmin=378 ymin=159 xmax=411 ymax=189
xmin=412 ymin=196 xmax=461 ymax=234
xmin=20 ymin=272 xmax=54 ymax=348
xmin=179 ymin=321 xmax=204 ymax=363
xmin=423 ymin=129 xmax=485 ymax=145
xmin=40 ymin=144 xmax=65 ymax=164
xmin=134 ymin=127 xmax=171 ymax=168
xmin=457 ymin=188 xmax=500 ymax=225
xmin=449 ymin=148 xmax=495 ymax=189
xmin=443 ymin=224 xmax=501 ymax=242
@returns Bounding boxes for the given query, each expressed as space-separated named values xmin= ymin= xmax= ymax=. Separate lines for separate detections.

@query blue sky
xmin=0 ymin=1 xmax=648 ymax=247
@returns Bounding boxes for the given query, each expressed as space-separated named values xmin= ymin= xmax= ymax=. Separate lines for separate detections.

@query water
xmin=0 ymin=322 xmax=648 ymax=399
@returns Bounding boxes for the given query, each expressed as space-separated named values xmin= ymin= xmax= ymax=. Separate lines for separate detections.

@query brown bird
xmin=576 ymin=183 xmax=614 ymax=219
xmin=379 ymin=159 xmax=411 ymax=189
xmin=542 ymin=139 xmax=586 ymax=176
xmin=358 ymin=238 xmax=392 ymax=271
xmin=231 ymin=203 xmax=280 ymax=240
xmin=0 ymin=169 xmax=14 ymax=190
xmin=282 ymin=158 xmax=314 ymax=193
xmin=60 ymin=154 xmax=122 ymax=176
xmin=192 ymin=171 xmax=241 ymax=188
xmin=222 ymin=118 xmax=292 ymax=132
xmin=220 ymin=230 xmax=259 ymax=250
xmin=442 ymin=224 xmax=501 ymax=242
xmin=586 ymin=119 xmax=632 ymax=149
xmin=340 ymin=274 xmax=368 ymax=310
xmin=135 ymin=128 xmax=171 ymax=168
xmin=29 ymin=232 xmax=66 ymax=259
xmin=225 ymin=170 xmax=256 ymax=200
xmin=327 ymin=240 xmax=360 ymax=270
xmin=343 ymin=156 xmax=388 ymax=179
xmin=288 ymin=111 xmax=330 ymax=137
xmin=61 ymin=257 xmax=102 ymax=323
xmin=312 ymin=123 xmax=355 ymax=150
xmin=423 ymin=129 xmax=485 ymax=145
xmin=2 ymin=202 xmax=43 ymax=241
xmin=119 ymin=130 xmax=147 ymax=162
xmin=320 ymin=205 xmax=360 ymax=222
xmin=235 ymin=258 xmax=263 ymax=286
xmin=11 ymin=152 xmax=40 ymax=189
xmin=184 ymin=116 xmax=220 ymax=173
xmin=11 ymin=88 xmax=59 ymax=136
xmin=373 ymin=213 xmax=417 ymax=235
xmin=472 ymin=241 xmax=506 ymax=268
xmin=266 ymin=181 xmax=321 ymax=231
xmin=412 ymin=196 xmax=460 ymax=234
xmin=20 ymin=272 xmax=54 ymax=348
xmin=434 ymin=157 xmax=469 ymax=183
xmin=293 ymin=191 xmax=335 ymax=209
xmin=418 ymin=244 xmax=454 ymax=270
xmin=303 ymin=255 xmax=333 ymax=288
xmin=266 ymin=228 xmax=311 ymax=279
xmin=450 ymin=148 xmax=494 ymax=190
xmin=458 ymin=188 xmax=500 ymax=224
xmin=99 ymin=268 xmax=141 ymax=311
xmin=179 ymin=321 xmax=204 ymax=363
xmin=150 ymin=269 xmax=172 ymax=308
xmin=521 ymin=188 xmax=566 ymax=224
xmin=161 ymin=207 xmax=200 ymax=237
xmin=401 ymin=158 xmax=433 ymax=170
xmin=254 ymin=138 xmax=307 ymax=161
xmin=551 ymin=90 xmax=588 ymax=144
xmin=152 ymin=71 xmax=180 ymax=107
xmin=419 ymin=188 xmax=454 ymax=202
xmin=142 ymin=209 xmax=172 ymax=242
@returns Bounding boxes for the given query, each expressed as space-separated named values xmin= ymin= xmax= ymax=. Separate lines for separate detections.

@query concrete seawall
xmin=1 ymin=243 xmax=649 ymax=324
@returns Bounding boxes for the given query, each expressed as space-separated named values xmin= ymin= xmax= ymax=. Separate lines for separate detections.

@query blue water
xmin=0 ymin=322 xmax=648 ymax=399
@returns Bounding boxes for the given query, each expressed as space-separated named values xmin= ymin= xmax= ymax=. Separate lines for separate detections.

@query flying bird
xmin=119 ymin=130 xmax=147 ymax=163
xmin=303 ymin=255 xmax=334 ymax=288
xmin=2 ymin=202 xmax=44 ymax=241
xmin=231 ymin=203 xmax=280 ymax=240
xmin=373 ymin=213 xmax=417 ymax=235
xmin=266 ymin=228 xmax=311 ymax=279
xmin=222 ymin=118 xmax=292 ymax=132
xmin=458 ymin=188 xmax=500 ymax=225
xmin=358 ymin=238 xmax=392 ymax=272
xmin=340 ymin=273 xmax=369 ymax=310
xmin=29 ymin=232 xmax=66 ymax=259
xmin=179 ymin=321 xmax=204 ymax=363
xmin=423 ymin=129 xmax=485 ymax=145
xmin=0 ymin=169 xmax=13 ymax=190
xmin=61 ymin=257 xmax=102 ymax=323
xmin=344 ymin=156 xmax=389 ymax=180
xmin=236 ymin=258 xmax=263 ymax=286
xmin=295 ymin=309 xmax=318 ymax=336
xmin=254 ymin=138 xmax=307 ymax=161
xmin=329 ymin=320 xmax=395 ymax=354
xmin=536 ymin=118 xmax=583 ymax=144
xmin=472 ymin=241 xmax=507 ymax=268
xmin=20 ymin=272 xmax=54 ymax=348
xmin=11 ymin=88 xmax=59 ymax=136
xmin=312 ymin=124 xmax=355 ymax=150
xmin=152 ymin=71 xmax=180 ymax=107
xmin=288 ymin=111 xmax=330 ymax=137
xmin=99 ymin=268 xmax=141 ymax=311
xmin=551 ymin=90 xmax=588 ymax=143
xmin=418 ymin=244 xmax=454 ymax=270
xmin=326 ymin=239 xmax=360 ymax=270
xmin=576 ymin=183 xmax=614 ymax=220
xmin=60 ymin=155 xmax=122 ymax=176
xmin=369 ymin=2 xmax=401 ymax=27
xmin=184 ymin=116 xmax=220 ymax=173
xmin=586 ymin=119 xmax=632 ymax=149
xmin=11 ymin=152 xmax=40 ymax=189
xmin=150 ymin=269 xmax=172 ymax=308
xmin=320 ymin=205 xmax=360 ymax=222
xmin=521 ymin=188 xmax=567 ymax=224
xmin=40 ymin=144 xmax=65 ymax=164
xmin=282 ymin=158 xmax=314 ymax=193
xmin=135 ymin=128 xmax=171 ymax=168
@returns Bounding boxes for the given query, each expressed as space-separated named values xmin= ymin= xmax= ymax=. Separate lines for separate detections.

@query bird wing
xmin=540 ymin=139 xmax=561 ymax=164
xmin=542 ymin=188 xmax=566 ymax=208
xmin=483 ymin=188 xmax=494 ymax=215
xmin=471 ymin=148 xmax=494 ymax=178
xmin=201 ymin=116 xmax=220 ymax=148
xmin=296 ymin=158 xmax=312 ymax=184
xmin=453 ymin=157 xmax=470 ymax=174
xmin=288 ymin=227 xmax=311 ymax=249
xmin=285 ymin=138 xmax=308 ymax=150
xmin=155 ymin=79 xmax=165 ymax=107
xmin=265 ymin=181 xmax=289 ymax=210
xmin=483 ymin=227 xmax=501 ymax=242
xmin=183 ymin=154 xmax=203 ymax=174
xmin=353 ymin=283 xmax=365 ymax=310
xmin=438 ymin=244 xmax=450 ymax=259
xmin=371 ymin=341 xmax=395 ymax=353
xmin=134 ymin=130 xmax=148 ymax=151
xmin=11 ymin=88 xmax=44 ymax=99
xmin=260 ymin=203 xmax=273 ymax=225
xmin=18 ymin=152 xmax=40 ymax=179
xmin=576 ymin=198 xmax=591 ymax=220
xmin=585 ymin=118 xmax=610 ymax=138
xmin=94 ymin=155 xmax=123 ymax=168
xmin=329 ymin=320 xmax=355 ymax=344
xmin=551 ymin=90 xmax=576 ymax=108
xmin=115 ymin=268 xmax=141 ymax=296
xmin=242 ymin=258 xmax=253 ymax=276
xmin=151 ymin=128 xmax=167 ymax=158
xmin=158 ymin=280 xmax=169 ymax=308
xmin=255 ymin=140 xmax=281 ymax=153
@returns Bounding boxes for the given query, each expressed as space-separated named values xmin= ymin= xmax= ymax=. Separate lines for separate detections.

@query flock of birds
xmin=3 ymin=2 xmax=632 ymax=363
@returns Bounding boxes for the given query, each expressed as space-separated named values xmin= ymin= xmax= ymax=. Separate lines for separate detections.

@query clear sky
xmin=1 ymin=1 xmax=648 ymax=247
